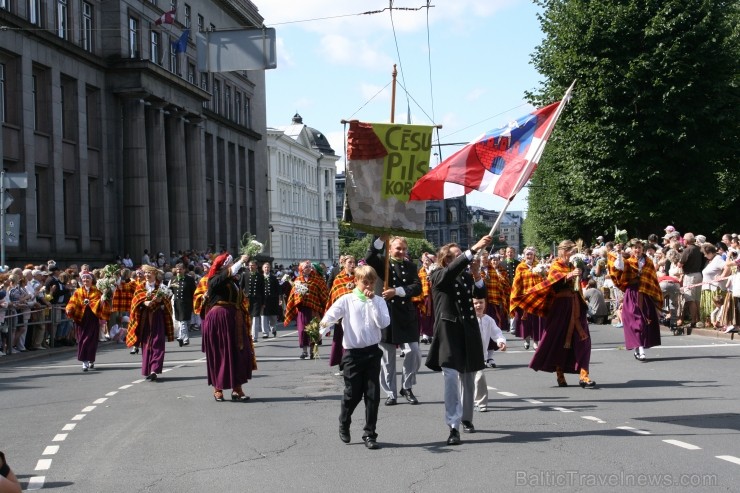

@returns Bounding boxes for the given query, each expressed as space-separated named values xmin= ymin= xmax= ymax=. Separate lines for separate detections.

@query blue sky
xmin=257 ymin=0 xmax=545 ymax=214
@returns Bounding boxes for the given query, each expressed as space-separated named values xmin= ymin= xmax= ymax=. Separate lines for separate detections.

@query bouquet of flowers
xmin=239 ymin=233 xmax=264 ymax=258
xmin=614 ymin=227 xmax=628 ymax=246
xmin=155 ymin=284 xmax=173 ymax=300
xmin=532 ymin=263 xmax=549 ymax=278
xmin=102 ymin=263 xmax=121 ymax=279
xmin=304 ymin=317 xmax=322 ymax=360
xmin=570 ymin=253 xmax=588 ymax=292
xmin=293 ymin=281 xmax=309 ymax=297
xmin=96 ymin=277 xmax=116 ymax=301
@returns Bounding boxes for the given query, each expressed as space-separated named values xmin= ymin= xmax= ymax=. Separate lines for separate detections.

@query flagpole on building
xmin=487 ymin=80 xmax=576 ymax=238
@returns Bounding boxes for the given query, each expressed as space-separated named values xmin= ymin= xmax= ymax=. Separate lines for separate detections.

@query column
xmin=165 ymin=112 xmax=190 ymax=250
xmin=185 ymin=119 xmax=207 ymax=249
xmin=145 ymin=104 xmax=170 ymax=256
xmin=122 ymin=98 xmax=150 ymax=257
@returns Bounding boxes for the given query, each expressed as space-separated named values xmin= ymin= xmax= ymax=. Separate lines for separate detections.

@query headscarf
xmin=208 ymin=253 xmax=233 ymax=278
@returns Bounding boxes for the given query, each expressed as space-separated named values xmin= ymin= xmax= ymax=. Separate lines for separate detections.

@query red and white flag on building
xmin=155 ymin=9 xmax=176 ymax=26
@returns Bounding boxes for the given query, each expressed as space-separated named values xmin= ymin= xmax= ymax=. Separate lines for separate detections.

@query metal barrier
xmin=1 ymin=304 xmax=69 ymax=355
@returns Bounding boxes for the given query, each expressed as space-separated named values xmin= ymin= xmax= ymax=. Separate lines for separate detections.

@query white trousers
xmin=442 ymin=367 xmax=475 ymax=428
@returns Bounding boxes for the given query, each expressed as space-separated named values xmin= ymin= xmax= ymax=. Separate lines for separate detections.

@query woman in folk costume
xmin=520 ymin=240 xmax=595 ymax=388
xmin=126 ymin=265 xmax=175 ymax=381
xmin=485 ymin=254 xmax=511 ymax=333
xmin=284 ymin=260 xmax=329 ymax=359
xmin=509 ymin=247 xmax=545 ymax=350
xmin=201 ymin=253 xmax=255 ymax=402
xmin=609 ymin=239 xmax=663 ymax=361
xmin=326 ymin=255 xmax=357 ymax=366
xmin=65 ymin=270 xmax=112 ymax=371
xmin=413 ymin=253 xmax=436 ymax=344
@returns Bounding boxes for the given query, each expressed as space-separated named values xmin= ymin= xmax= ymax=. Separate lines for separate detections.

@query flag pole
xmin=384 ymin=64 xmax=399 ymax=290
xmin=487 ymin=79 xmax=576 ymax=238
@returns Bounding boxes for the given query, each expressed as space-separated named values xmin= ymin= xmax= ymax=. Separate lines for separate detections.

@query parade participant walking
xmin=473 ymin=297 xmax=507 ymax=412
xmin=126 ymin=265 xmax=174 ymax=381
xmin=521 ymin=240 xmax=595 ymax=388
xmin=201 ymin=253 xmax=254 ymax=402
xmin=320 ymin=265 xmax=390 ymax=449
xmin=485 ymin=254 xmax=511 ymax=333
xmin=509 ymin=247 xmax=544 ymax=349
xmin=325 ymin=256 xmax=357 ymax=366
xmin=366 ymin=235 xmax=423 ymax=405
xmin=426 ymin=234 xmax=492 ymax=445
xmin=609 ymin=239 xmax=663 ymax=360
xmin=284 ymin=261 xmax=329 ymax=359
xmin=240 ymin=260 xmax=265 ymax=342
xmin=65 ymin=270 xmax=111 ymax=371
xmin=261 ymin=262 xmax=281 ymax=338
xmin=170 ymin=263 xmax=196 ymax=347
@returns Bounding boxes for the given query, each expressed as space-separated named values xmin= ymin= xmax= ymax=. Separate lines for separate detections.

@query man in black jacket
xmin=426 ymin=234 xmax=492 ymax=445
xmin=366 ymin=235 xmax=422 ymax=406
xmin=240 ymin=260 xmax=265 ymax=342
xmin=170 ymin=263 xmax=196 ymax=346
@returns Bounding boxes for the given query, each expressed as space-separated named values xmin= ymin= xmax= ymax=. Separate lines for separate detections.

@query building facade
xmin=0 ymin=0 xmax=269 ymax=265
xmin=266 ymin=114 xmax=339 ymax=267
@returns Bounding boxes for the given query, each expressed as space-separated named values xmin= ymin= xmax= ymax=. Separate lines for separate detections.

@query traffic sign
xmin=3 ymin=192 xmax=12 ymax=210
xmin=2 ymin=172 xmax=28 ymax=189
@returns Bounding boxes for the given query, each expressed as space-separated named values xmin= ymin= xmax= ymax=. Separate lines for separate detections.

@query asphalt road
xmin=1 ymin=323 xmax=739 ymax=492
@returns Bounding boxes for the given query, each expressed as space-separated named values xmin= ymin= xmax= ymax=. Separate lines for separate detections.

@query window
xmin=197 ymin=14 xmax=203 ymax=32
xmin=213 ymin=79 xmax=220 ymax=113
xmin=0 ymin=0 xmax=9 ymax=11
xmin=224 ymin=85 xmax=231 ymax=119
xmin=244 ymin=97 xmax=251 ymax=128
xmin=29 ymin=0 xmax=42 ymax=26
xmin=170 ymin=0 xmax=176 ymax=12
xmin=61 ymin=76 xmax=77 ymax=141
xmin=129 ymin=17 xmax=139 ymax=58
xmin=81 ymin=2 xmax=93 ymax=52
xmin=200 ymin=72 xmax=208 ymax=109
xmin=56 ymin=0 xmax=68 ymax=38
xmin=31 ymin=73 xmax=38 ymax=130
xmin=86 ymin=86 xmax=101 ymax=147
xmin=169 ymin=35 xmax=178 ymax=73
xmin=234 ymin=92 xmax=241 ymax=124
xmin=150 ymin=31 xmax=160 ymax=64
xmin=184 ymin=4 xmax=191 ymax=29
xmin=187 ymin=63 xmax=195 ymax=84
xmin=0 ymin=64 xmax=5 ymax=123
xmin=426 ymin=210 xmax=439 ymax=223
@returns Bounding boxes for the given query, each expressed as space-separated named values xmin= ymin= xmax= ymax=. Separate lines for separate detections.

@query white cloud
xmin=319 ymin=34 xmax=394 ymax=70
xmin=275 ymin=36 xmax=294 ymax=67
xmin=359 ymin=82 xmax=391 ymax=103
xmin=466 ymin=87 xmax=487 ymax=102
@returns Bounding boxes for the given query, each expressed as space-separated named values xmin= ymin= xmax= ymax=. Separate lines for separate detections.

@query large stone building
xmin=0 ymin=0 xmax=269 ymax=264
xmin=266 ymin=114 xmax=339 ymax=267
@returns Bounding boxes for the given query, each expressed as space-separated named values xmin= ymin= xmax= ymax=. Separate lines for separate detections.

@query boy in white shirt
xmin=473 ymin=297 xmax=507 ymax=412
xmin=320 ymin=265 xmax=391 ymax=450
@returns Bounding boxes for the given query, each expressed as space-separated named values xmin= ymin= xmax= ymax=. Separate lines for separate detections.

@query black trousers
xmin=339 ymin=344 xmax=382 ymax=439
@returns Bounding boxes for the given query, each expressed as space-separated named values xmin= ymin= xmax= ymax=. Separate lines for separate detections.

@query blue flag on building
xmin=172 ymin=29 xmax=189 ymax=54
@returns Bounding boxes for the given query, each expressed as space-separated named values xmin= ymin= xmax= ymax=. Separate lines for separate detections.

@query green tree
xmin=526 ymin=0 xmax=740 ymax=243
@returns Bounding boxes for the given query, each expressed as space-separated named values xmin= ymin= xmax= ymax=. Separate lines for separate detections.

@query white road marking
xmin=81 ymin=406 xmax=96 ymax=412
xmin=497 ymin=391 xmax=518 ymax=397
xmin=26 ymin=476 xmax=45 ymax=490
xmin=663 ymin=439 xmax=701 ymax=450
xmin=486 ymin=386 xmax=497 ymax=391
xmin=119 ymin=384 xmax=134 ymax=389
xmin=163 ymin=368 xmax=173 ymax=373
xmin=617 ymin=426 xmax=651 ymax=435
xmin=42 ymin=446 xmax=59 ymax=455
xmin=35 ymin=459 xmax=52 ymax=471
xmin=71 ymin=414 xmax=86 ymax=421
xmin=62 ymin=424 xmax=76 ymax=431
xmin=105 ymin=391 xmax=118 ymax=396
xmin=93 ymin=398 xmax=108 ymax=404
xmin=523 ymin=399 xmax=544 ymax=404
xmin=52 ymin=434 xmax=67 ymax=442
xmin=582 ymin=416 xmax=606 ymax=424
xmin=551 ymin=407 xmax=575 ymax=413
xmin=716 ymin=455 xmax=740 ymax=465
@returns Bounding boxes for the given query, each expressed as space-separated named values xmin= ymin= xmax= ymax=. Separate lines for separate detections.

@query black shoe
xmin=271 ymin=330 xmax=277 ymax=337
xmin=149 ymin=372 xmax=158 ymax=381
xmin=130 ymin=347 xmax=139 ymax=355
xmin=183 ymin=341 xmax=189 ymax=346
xmin=400 ymin=388 xmax=418 ymax=405
xmin=89 ymin=363 xmax=94 ymax=370
xmin=299 ymin=352 xmax=307 ymax=359
xmin=579 ymin=379 xmax=596 ymax=388
xmin=385 ymin=397 xmax=397 ymax=406
xmin=339 ymin=427 xmax=351 ymax=444
xmin=363 ymin=437 xmax=379 ymax=450
xmin=262 ymin=333 xmax=268 ymax=339
xmin=462 ymin=421 xmax=475 ymax=433
xmin=447 ymin=428 xmax=461 ymax=445
xmin=177 ymin=339 xmax=183 ymax=347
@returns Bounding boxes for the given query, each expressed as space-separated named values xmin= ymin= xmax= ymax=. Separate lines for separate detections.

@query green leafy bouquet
xmin=239 ymin=233 xmax=264 ymax=258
